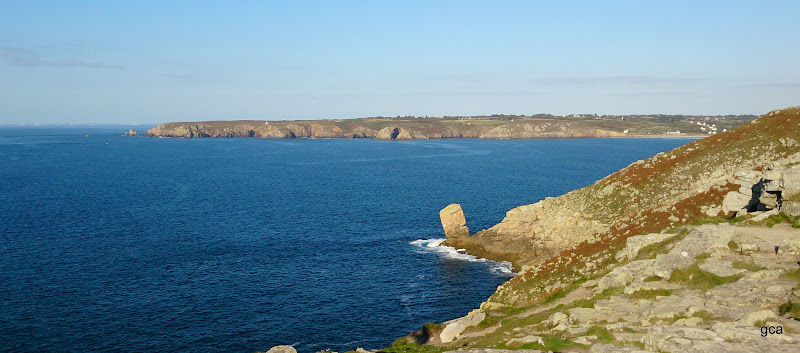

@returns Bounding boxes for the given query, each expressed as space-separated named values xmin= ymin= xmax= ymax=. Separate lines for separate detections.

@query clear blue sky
xmin=1 ymin=1 xmax=798 ymax=124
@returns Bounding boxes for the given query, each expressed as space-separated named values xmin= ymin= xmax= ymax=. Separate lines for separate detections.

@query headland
xmin=144 ymin=114 xmax=754 ymax=140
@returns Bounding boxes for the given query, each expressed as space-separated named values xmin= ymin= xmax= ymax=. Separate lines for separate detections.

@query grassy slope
xmin=486 ymin=107 xmax=800 ymax=307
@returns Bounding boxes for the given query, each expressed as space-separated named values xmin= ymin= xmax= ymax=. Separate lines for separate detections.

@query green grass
xmin=518 ymin=336 xmax=586 ymax=351
xmin=391 ymin=337 xmax=412 ymax=346
xmin=779 ymin=301 xmax=800 ymax=318
xmin=475 ymin=314 xmax=500 ymax=329
xmin=732 ymin=260 xmax=764 ymax=272
xmin=601 ymin=286 xmax=625 ymax=297
xmin=468 ymin=282 xmax=626 ymax=348
xmin=664 ymin=226 xmax=686 ymax=234
xmin=695 ymin=252 xmax=712 ymax=261
xmin=540 ymin=278 xmax=588 ymax=305
xmin=728 ymin=241 xmax=739 ymax=250
xmin=586 ymin=325 xmax=616 ymax=344
xmin=669 ymin=264 xmax=743 ymax=290
xmin=389 ymin=322 xmax=444 ymax=347
xmin=631 ymin=341 xmax=646 ymax=349
xmin=380 ymin=345 xmax=454 ymax=353
xmin=543 ymin=288 xmax=568 ymax=304
xmin=691 ymin=310 xmax=721 ymax=321
xmin=628 ymin=289 xmax=673 ymax=300
xmin=643 ymin=276 xmax=661 ymax=282
xmin=622 ymin=327 xmax=638 ymax=333
xmin=422 ymin=322 xmax=442 ymax=331
xmin=758 ymin=212 xmax=800 ymax=228
xmin=635 ymin=232 xmax=684 ymax=260
xmin=766 ymin=215 xmax=785 ymax=228
xmin=782 ymin=268 xmax=800 ymax=280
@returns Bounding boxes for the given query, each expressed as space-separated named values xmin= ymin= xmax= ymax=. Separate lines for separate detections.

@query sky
xmin=1 ymin=1 xmax=799 ymax=124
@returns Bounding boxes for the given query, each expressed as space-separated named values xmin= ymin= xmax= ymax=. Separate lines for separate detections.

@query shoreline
xmin=136 ymin=133 xmax=708 ymax=141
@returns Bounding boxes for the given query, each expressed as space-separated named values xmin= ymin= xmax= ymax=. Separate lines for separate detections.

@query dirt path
xmin=515 ymin=287 xmax=592 ymax=319
xmin=734 ymin=223 xmax=800 ymax=253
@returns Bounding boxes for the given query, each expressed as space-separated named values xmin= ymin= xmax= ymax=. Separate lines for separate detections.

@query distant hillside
xmin=145 ymin=114 xmax=755 ymax=140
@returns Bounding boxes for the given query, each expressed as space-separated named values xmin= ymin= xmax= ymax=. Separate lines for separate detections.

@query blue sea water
xmin=0 ymin=127 xmax=694 ymax=353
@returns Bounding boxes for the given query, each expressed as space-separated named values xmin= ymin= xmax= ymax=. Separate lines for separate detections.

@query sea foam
xmin=410 ymin=238 xmax=515 ymax=275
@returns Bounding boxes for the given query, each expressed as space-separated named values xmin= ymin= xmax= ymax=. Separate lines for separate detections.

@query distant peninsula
xmin=145 ymin=114 xmax=756 ymax=140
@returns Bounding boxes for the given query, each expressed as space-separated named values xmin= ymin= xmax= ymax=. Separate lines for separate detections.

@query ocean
xmin=0 ymin=127 xmax=693 ymax=352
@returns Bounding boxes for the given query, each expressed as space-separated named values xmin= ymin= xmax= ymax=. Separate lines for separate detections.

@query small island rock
xmin=440 ymin=204 xmax=469 ymax=239
xmin=124 ymin=129 xmax=139 ymax=136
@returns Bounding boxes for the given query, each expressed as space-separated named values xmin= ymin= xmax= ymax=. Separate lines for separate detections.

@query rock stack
xmin=439 ymin=204 xmax=469 ymax=239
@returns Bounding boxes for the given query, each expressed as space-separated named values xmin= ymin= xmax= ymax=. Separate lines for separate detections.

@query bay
xmin=0 ymin=127 xmax=693 ymax=352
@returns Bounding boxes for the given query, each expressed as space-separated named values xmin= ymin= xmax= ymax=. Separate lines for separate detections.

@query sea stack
xmin=124 ymin=129 xmax=139 ymax=136
xmin=439 ymin=204 xmax=469 ymax=239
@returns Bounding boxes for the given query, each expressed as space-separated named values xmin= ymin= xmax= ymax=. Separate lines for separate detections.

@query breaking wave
xmin=410 ymin=238 xmax=515 ymax=275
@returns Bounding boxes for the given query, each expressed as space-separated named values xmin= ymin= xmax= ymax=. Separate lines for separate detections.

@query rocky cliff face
xmin=479 ymin=122 xmax=625 ymax=139
xmin=146 ymin=119 xmax=628 ymax=140
xmin=440 ymin=204 xmax=470 ymax=240
xmin=442 ymin=107 xmax=800 ymax=271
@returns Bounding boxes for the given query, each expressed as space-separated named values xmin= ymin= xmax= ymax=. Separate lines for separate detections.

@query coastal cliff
xmin=145 ymin=114 xmax=754 ymax=140
xmin=146 ymin=119 xmax=627 ymax=140
xmin=443 ymin=107 xmax=800 ymax=272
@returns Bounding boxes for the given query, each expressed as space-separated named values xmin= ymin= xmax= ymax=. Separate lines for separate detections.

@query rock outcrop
xmin=652 ymin=225 xmax=734 ymax=278
xmin=374 ymin=127 xmax=415 ymax=140
xmin=123 ymin=129 xmax=139 ymax=136
xmin=718 ymin=164 xmax=800 ymax=216
xmin=439 ymin=311 xmax=486 ymax=343
xmin=439 ymin=204 xmax=469 ymax=240
xmin=442 ymin=197 xmax=609 ymax=267
xmin=596 ymin=259 xmax=656 ymax=291
xmin=260 ymin=345 xmax=296 ymax=353
xmin=615 ymin=232 xmax=675 ymax=261
xmin=770 ymin=167 xmax=800 ymax=216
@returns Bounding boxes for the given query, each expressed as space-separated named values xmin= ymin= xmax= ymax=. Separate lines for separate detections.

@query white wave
xmin=410 ymin=238 xmax=515 ymax=275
